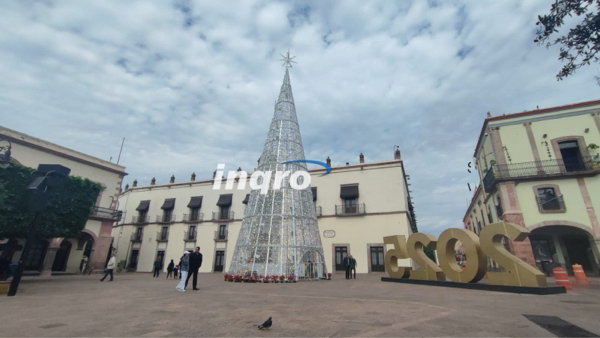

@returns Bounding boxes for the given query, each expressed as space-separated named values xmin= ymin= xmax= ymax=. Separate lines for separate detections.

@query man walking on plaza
xmin=176 ymin=251 xmax=189 ymax=292
xmin=343 ymin=255 xmax=350 ymax=280
xmin=349 ymin=255 xmax=357 ymax=279
xmin=153 ymin=258 xmax=162 ymax=277
xmin=186 ymin=246 xmax=203 ymax=290
xmin=100 ymin=253 xmax=116 ymax=282
xmin=166 ymin=259 xmax=175 ymax=279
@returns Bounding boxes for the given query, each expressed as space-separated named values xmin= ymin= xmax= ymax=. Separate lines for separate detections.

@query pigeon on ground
xmin=258 ymin=317 xmax=272 ymax=329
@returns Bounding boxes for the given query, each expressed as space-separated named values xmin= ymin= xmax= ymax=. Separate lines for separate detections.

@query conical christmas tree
xmin=228 ymin=55 xmax=327 ymax=280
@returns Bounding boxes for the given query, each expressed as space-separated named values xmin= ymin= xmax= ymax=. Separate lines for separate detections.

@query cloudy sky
xmin=1 ymin=0 xmax=597 ymax=235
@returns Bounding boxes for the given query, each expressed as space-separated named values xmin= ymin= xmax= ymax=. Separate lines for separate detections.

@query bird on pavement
xmin=258 ymin=317 xmax=272 ymax=329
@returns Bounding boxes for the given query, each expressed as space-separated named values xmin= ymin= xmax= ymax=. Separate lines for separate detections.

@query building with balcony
xmin=0 ymin=125 xmax=127 ymax=275
xmin=112 ymin=149 xmax=416 ymax=275
xmin=463 ymin=100 xmax=600 ymax=276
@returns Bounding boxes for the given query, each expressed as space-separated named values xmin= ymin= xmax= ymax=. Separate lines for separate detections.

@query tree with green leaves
xmin=0 ymin=163 xmax=101 ymax=239
xmin=535 ymin=0 xmax=600 ymax=80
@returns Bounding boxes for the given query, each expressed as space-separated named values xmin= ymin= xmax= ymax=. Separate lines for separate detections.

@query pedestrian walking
xmin=176 ymin=251 xmax=189 ymax=292
xmin=166 ymin=259 xmax=174 ymax=279
xmin=100 ymin=253 xmax=116 ymax=282
xmin=186 ymin=246 xmax=203 ymax=290
xmin=153 ymin=258 xmax=162 ymax=277
xmin=349 ymin=255 xmax=357 ymax=279
xmin=343 ymin=255 xmax=350 ymax=279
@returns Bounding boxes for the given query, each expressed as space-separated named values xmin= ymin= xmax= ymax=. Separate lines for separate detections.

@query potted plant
xmin=223 ymin=273 xmax=230 ymax=282
xmin=279 ymin=275 xmax=285 ymax=283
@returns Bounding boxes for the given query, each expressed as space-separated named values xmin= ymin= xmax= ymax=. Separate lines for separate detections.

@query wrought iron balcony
xmin=212 ymin=211 xmax=234 ymax=221
xmin=536 ymin=195 xmax=566 ymax=213
xmin=156 ymin=214 xmax=176 ymax=223
xmin=335 ymin=203 xmax=366 ymax=216
xmin=132 ymin=215 xmax=150 ymax=224
xmin=130 ymin=232 xmax=143 ymax=242
xmin=483 ymin=156 xmax=600 ymax=193
xmin=214 ymin=229 xmax=228 ymax=241
xmin=90 ymin=207 xmax=122 ymax=221
xmin=183 ymin=230 xmax=196 ymax=242
xmin=315 ymin=206 xmax=322 ymax=217
xmin=183 ymin=213 xmax=204 ymax=222
xmin=156 ymin=231 xmax=169 ymax=242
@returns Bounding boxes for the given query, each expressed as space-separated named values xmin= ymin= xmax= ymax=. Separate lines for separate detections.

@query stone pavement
xmin=1 ymin=273 xmax=600 ymax=337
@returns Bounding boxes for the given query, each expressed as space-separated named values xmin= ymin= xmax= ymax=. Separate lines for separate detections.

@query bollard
xmin=572 ymin=264 xmax=589 ymax=286
xmin=553 ymin=267 xmax=572 ymax=291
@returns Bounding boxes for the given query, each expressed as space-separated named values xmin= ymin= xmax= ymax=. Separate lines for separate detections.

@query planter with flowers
xmin=234 ymin=275 xmax=243 ymax=282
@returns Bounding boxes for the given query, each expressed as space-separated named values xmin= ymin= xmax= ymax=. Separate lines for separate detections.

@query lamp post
xmin=7 ymin=164 xmax=70 ymax=296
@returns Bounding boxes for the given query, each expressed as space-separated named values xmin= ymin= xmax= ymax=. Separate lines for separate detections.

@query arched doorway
xmin=77 ymin=232 xmax=95 ymax=273
xmin=52 ymin=240 xmax=72 ymax=271
xmin=529 ymin=225 xmax=599 ymax=276
xmin=24 ymin=239 xmax=49 ymax=271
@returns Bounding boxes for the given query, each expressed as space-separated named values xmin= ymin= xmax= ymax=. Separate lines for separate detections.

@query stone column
xmin=88 ymin=221 xmax=114 ymax=271
xmin=40 ymin=238 xmax=63 ymax=276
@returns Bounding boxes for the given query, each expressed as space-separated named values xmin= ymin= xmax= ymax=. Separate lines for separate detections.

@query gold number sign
xmin=479 ymin=222 xmax=548 ymax=287
xmin=407 ymin=233 xmax=445 ymax=281
xmin=384 ymin=222 xmax=548 ymax=288
xmin=437 ymin=228 xmax=486 ymax=283
xmin=383 ymin=235 xmax=411 ymax=278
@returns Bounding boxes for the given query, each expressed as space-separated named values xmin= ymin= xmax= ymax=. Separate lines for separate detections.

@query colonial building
xmin=463 ymin=100 xmax=600 ymax=276
xmin=0 ymin=125 xmax=126 ymax=275
xmin=112 ymin=150 xmax=416 ymax=276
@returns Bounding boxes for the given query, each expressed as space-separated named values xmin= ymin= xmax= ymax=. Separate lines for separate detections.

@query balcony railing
xmin=214 ymin=229 xmax=228 ymax=241
xmin=536 ymin=195 xmax=566 ymax=212
xmin=90 ymin=207 xmax=122 ymax=221
xmin=131 ymin=215 xmax=150 ymax=224
xmin=183 ymin=231 xmax=196 ymax=242
xmin=483 ymin=156 xmax=600 ymax=193
xmin=156 ymin=231 xmax=169 ymax=242
xmin=183 ymin=213 xmax=204 ymax=222
xmin=315 ymin=206 xmax=322 ymax=217
xmin=212 ymin=211 xmax=234 ymax=221
xmin=335 ymin=203 xmax=366 ymax=216
xmin=130 ymin=232 xmax=143 ymax=242
xmin=156 ymin=214 xmax=176 ymax=223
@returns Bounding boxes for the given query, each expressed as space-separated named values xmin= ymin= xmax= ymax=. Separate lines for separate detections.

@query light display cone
xmin=228 ymin=67 xmax=327 ymax=280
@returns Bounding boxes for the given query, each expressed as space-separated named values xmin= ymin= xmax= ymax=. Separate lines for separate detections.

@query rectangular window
xmin=537 ymin=188 xmax=564 ymax=211
xmin=335 ymin=246 xmax=348 ymax=271
xmin=135 ymin=227 xmax=143 ymax=240
xmin=138 ymin=210 xmax=147 ymax=223
xmin=188 ymin=225 xmax=196 ymax=240
xmin=218 ymin=224 xmax=227 ymax=240
xmin=163 ymin=209 xmax=173 ymax=222
xmin=344 ymin=198 xmax=357 ymax=214
xmin=190 ymin=208 xmax=200 ymax=221
xmin=220 ymin=206 xmax=230 ymax=220
xmin=370 ymin=246 xmax=385 ymax=272
xmin=161 ymin=226 xmax=168 ymax=240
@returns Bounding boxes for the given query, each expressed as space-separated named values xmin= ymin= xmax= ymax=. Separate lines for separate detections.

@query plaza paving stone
xmin=1 ymin=273 xmax=600 ymax=337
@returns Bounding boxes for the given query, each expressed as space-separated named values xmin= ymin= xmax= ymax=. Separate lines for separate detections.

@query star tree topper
xmin=279 ymin=50 xmax=297 ymax=68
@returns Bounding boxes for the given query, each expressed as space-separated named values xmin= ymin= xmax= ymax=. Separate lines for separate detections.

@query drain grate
xmin=523 ymin=315 xmax=599 ymax=337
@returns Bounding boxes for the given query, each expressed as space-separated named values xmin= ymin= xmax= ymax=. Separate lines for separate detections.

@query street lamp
xmin=0 ymin=139 xmax=12 ymax=169
xmin=7 ymin=164 xmax=71 ymax=296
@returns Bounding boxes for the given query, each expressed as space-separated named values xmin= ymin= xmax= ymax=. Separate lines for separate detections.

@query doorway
xmin=52 ymin=240 xmax=72 ymax=271
xmin=129 ymin=249 xmax=139 ymax=269
xmin=214 ymin=251 xmax=224 ymax=272
xmin=24 ymin=240 xmax=49 ymax=271
xmin=559 ymin=141 xmax=584 ymax=172
xmin=370 ymin=246 xmax=385 ymax=272
xmin=563 ymin=235 xmax=595 ymax=275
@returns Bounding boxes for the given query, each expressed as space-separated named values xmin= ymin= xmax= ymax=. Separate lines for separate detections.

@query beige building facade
xmin=112 ymin=150 xmax=416 ymax=276
xmin=463 ymin=100 xmax=600 ymax=276
xmin=0 ymin=126 xmax=126 ymax=274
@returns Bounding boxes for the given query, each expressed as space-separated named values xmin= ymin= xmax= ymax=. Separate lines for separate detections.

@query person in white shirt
xmin=100 ymin=253 xmax=116 ymax=282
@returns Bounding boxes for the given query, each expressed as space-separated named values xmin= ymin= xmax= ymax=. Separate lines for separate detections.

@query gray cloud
xmin=1 ymin=0 xmax=597 ymax=235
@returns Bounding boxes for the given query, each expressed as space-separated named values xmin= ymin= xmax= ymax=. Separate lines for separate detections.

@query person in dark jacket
xmin=186 ymin=246 xmax=203 ymax=290
xmin=166 ymin=259 xmax=175 ymax=279
xmin=343 ymin=255 xmax=351 ymax=279
xmin=153 ymin=259 xmax=162 ymax=277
